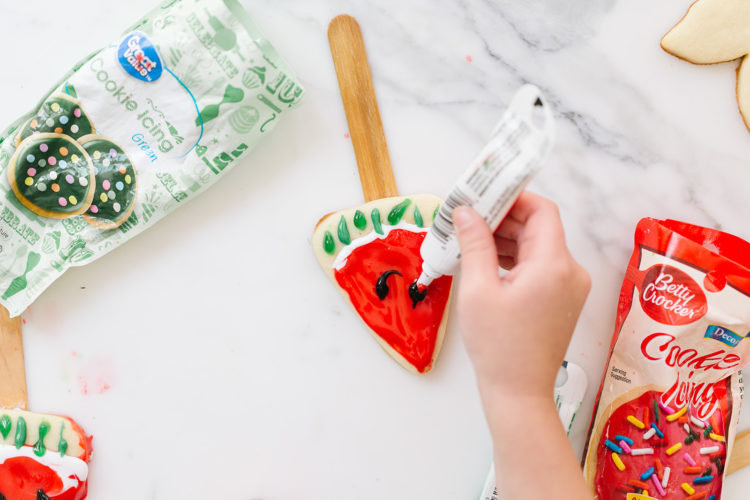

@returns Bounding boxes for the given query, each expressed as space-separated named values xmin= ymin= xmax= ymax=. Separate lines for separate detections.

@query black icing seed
xmin=376 ymin=270 xmax=402 ymax=300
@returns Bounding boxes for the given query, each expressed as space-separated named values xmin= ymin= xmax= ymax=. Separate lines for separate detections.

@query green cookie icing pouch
xmin=0 ymin=0 xmax=304 ymax=315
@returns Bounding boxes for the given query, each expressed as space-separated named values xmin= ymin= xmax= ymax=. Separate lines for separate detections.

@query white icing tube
xmin=416 ymin=84 xmax=555 ymax=287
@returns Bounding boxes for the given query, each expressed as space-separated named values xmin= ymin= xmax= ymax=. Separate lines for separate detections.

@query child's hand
xmin=453 ymin=191 xmax=590 ymax=406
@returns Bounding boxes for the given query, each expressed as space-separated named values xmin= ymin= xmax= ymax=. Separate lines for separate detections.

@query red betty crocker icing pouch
xmin=583 ymin=218 xmax=750 ymax=499
xmin=0 ymin=0 xmax=303 ymax=316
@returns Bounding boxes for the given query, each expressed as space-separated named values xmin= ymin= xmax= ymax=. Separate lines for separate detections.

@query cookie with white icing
xmin=312 ymin=194 xmax=453 ymax=374
xmin=15 ymin=94 xmax=94 ymax=145
xmin=78 ymin=135 xmax=137 ymax=229
xmin=8 ymin=133 xmax=95 ymax=219
xmin=662 ymin=0 xmax=750 ymax=130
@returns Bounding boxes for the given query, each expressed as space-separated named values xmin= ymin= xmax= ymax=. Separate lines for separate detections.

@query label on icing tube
xmin=478 ymin=361 xmax=587 ymax=500
xmin=0 ymin=0 xmax=304 ymax=316
xmin=417 ymin=84 xmax=555 ymax=287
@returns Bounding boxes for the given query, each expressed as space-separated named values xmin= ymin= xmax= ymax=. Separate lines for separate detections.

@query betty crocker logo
xmin=637 ymin=265 xmax=707 ymax=325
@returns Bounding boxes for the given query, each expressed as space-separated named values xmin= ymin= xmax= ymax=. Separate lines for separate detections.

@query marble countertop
xmin=2 ymin=0 xmax=749 ymax=498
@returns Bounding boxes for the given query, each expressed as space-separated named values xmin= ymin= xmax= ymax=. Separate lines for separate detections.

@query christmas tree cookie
xmin=15 ymin=94 xmax=94 ymax=145
xmin=8 ymin=133 xmax=95 ymax=219
xmin=78 ymin=136 xmax=137 ymax=229
xmin=312 ymin=194 xmax=453 ymax=374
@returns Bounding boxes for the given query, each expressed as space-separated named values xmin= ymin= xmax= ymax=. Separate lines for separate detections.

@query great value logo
xmin=117 ymin=32 xmax=163 ymax=83
xmin=705 ymin=325 xmax=746 ymax=348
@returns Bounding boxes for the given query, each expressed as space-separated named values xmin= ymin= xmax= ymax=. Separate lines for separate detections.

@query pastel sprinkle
xmin=651 ymin=423 xmax=664 ymax=438
xmin=631 ymin=448 xmax=654 ymax=456
xmin=109 ymin=148 xmax=117 ymax=157
xmin=59 ymin=160 xmax=67 ymax=168
xmin=54 ymin=126 xmax=63 ymax=134
xmin=640 ymin=467 xmax=655 ymax=480
xmin=45 ymin=118 xmax=54 ymax=127
xmin=26 ymin=154 xmax=35 ymax=163
xmin=102 ymin=158 xmax=111 ymax=167
xmin=611 ymin=452 xmax=625 ymax=471
xmin=58 ymin=197 xmax=67 ymax=207
xmin=684 ymin=453 xmax=697 ymax=466
xmin=107 ymin=190 xmax=115 ymax=200
xmin=627 ymin=416 xmax=645 ymax=429
xmin=38 ymin=159 xmax=46 ymax=167
xmin=51 ymin=184 xmax=60 ymax=192
xmin=93 ymin=151 xmax=101 ymax=160
xmin=659 ymin=400 xmax=675 ymax=415
xmin=50 ymin=102 xmax=60 ymax=112
xmin=27 ymin=168 xmax=36 ymax=176
xmin=59 ymin=115 xmax=69 ymax=125
xmin=682 ymin=483 xmax=695 ymax=495
xmin=662 ymin=467 xmax=671 ymax=488
xmin=79 ymin=177 xmax=88 ymax=187
xmin=643 ymin=427 xmax=656 ymax=440
xmin=615 ymin=435 xmax=634 ymax=446
xmin=24 ymin=177 xmax=33 ymax=186
xmin=115 ymin=181 xmax=124 ymax=190
xmin=90 ymin=205 xmax=99 ymax=214
xmin=102 ymin=180 xmax=111 ymax=190
xmin=49 ymin=171 xmax=57 ymax=180
xmin=666 ymin=442 xmax=682 ymax=456
xmin=118 ymin=166 xmax=126 ymax=174
xmin=65 ymin=174 xmax=74 ymax=184
xmin=651 ymin=474 xmax=666 ymax=497
xmin=39 ymin=143 xmax=48 ymax=153
xmin=99 ymin=193 xmax=107 ymax=203
xmin=71 ymin=124 xmax=79 ymax=133
xmin=125 ymin=174 xmax=132 ymax=184
xmin=666 ymin=405 xmax=687 ymax=422
xmin=700 ymin=446 xmax=720 ymax=455
xmin=68 ymin=195 xmax=77 ymax=205
xmin=605 ymin=440 xmax=623 ymax=454
xmin=113 ymin=202 xmax=121 ymax=213
xmin=30 ymin=119 xmax=38 ymax=129
xmin=48 ymin=156 xmax=56 ymax=166
xmin=74 ymin=108 xmax=81 ymax=117
xmin=59 ymin=147 xmax=68 ymax=156
xmin=37 ymin=183 xmax=46 ymax=192
xmin=619 ymin=440 xmax=632 ymax=454
xmin=70 ymin=154 xmax=79 ymax=162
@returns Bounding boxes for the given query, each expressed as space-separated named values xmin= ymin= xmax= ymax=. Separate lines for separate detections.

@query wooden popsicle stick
xmin=728 ymin=428 xmax=750 ymax=475
xmin=0 ymin=305 xmax=27 ymax=410
xmin=328 ymin=14 xmax=399 ymax=201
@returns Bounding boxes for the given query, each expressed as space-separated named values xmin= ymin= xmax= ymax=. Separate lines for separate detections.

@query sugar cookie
xmin=15 ymin=94 xmax=94 ymax=145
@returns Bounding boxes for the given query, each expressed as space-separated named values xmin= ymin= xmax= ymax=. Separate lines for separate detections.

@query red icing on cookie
xmin=334 ymin=229 xmax=452 ymax=373
xmin=0 ymin=455 xmax=86 ymax=500
xmin=595 ymin=387 xmax=729 ymax=499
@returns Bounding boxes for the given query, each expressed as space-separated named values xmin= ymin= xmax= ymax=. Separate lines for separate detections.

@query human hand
xmin=453 ymin=191 xmax=590 ymax=408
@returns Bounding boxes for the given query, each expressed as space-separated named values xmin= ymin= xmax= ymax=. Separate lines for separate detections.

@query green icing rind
xmin=337 ymin=215 xmax=351 ymax=245
xmin=388 ymin=198 xmax=412 ymax=225
xmin=14 ymin=417 xmax=26 ymax=449
xmin=414 ymin=206 xmax=424 ymax=228
xmin=433 ymin=203 xmax=440 ymax=220
xmin=323 ymin=231 xmax=335 ymax=255
xmin=16 ymin=94 xmax=94 ymax=144
xmin=371 ymin=208 xmax=383 ymax=235
xmin=353 ymin=210 xmax=367 ymax=230
xmin=0 ymin=415 xmax=10 ymax=439
xmin=59 ymin=422 xmax=68 ymax=458
xmin=33 ymin=421 xmax=50 ymax=457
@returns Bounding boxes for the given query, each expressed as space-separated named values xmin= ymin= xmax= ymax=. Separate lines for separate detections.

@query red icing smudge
xmin=595 ymin=388 xmax=727 ymax=499
xmin=0 ymin=455 xmax=87 ymax=500
xmin=344 ymin=132 xmax=350 ymax=139
xmin=333 ymin=229 xmax=452 ymax=373
xmin=465 ymin=55 xmax=472 ymax=62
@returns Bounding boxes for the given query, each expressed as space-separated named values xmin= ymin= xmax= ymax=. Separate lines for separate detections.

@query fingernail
xmin=452 ymin=206 xmax=472 ymax=231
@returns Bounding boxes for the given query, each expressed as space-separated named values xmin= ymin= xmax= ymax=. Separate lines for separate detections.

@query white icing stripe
xmin=0 ymin=444 xmax=88 ymax=492
xmin=332 ymin=222 xmax=428 ymax=271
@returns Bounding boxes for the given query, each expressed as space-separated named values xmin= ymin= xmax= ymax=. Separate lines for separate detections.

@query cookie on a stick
xmin=312 ymin=15 xmax=453 ymax=375
xmin=0 ymin=307 xmax=92 ymax=499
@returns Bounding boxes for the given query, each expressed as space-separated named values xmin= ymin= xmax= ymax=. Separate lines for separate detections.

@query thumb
xmin=453 ymin=206 xmax=499 ymax=283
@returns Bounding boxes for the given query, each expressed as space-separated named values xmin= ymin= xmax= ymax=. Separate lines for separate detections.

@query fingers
xmin=453 ymin=206 xmax=501 ymax=286
xmin=497 ymin=191 xmax=567 ymax=263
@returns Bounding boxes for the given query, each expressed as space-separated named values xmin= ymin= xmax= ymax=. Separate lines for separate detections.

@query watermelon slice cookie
xmin=590 ymin=387 xmax=729 ymax=499
xmin=77 ymin=136 xmax=137 ymax=229
xmin=8 ymin=133 xmax=95 ymax=219
xmin=312 ymin=194 xmax=453 ymax=374
xmin=15 ymin=94 xmax=94 ymax=145
xmin=0 ymin=408 xmax=92 ymax=500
